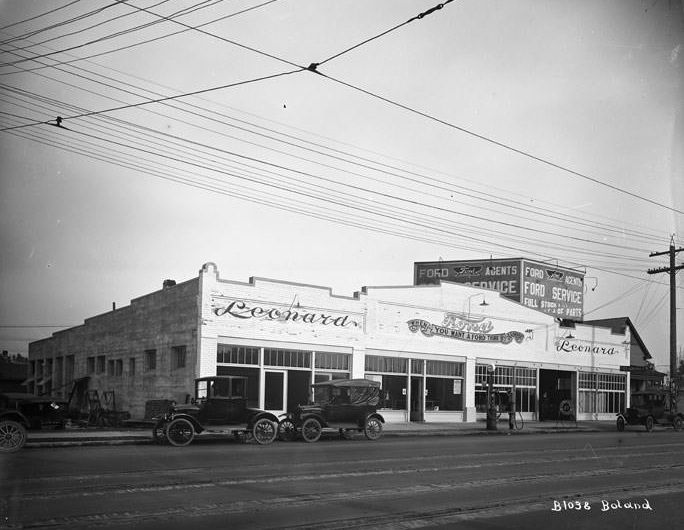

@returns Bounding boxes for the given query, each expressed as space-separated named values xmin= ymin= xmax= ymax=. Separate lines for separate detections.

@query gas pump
xmin=486 ymin=364 xmax=497 ymax=431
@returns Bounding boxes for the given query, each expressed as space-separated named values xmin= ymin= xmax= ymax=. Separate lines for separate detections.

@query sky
xmin=0 ymin=0 xmax=683 ymax=373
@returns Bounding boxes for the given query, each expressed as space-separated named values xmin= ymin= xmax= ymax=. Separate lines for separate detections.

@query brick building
xmin=28 ymin=262 xmax=633 ymax=422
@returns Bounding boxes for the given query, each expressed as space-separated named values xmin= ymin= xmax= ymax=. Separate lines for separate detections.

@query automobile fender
xmin=0 ymin=411 xmax=30 ymax=429
xmin=615 ymin=412 xmax=626 ymax=422
xmin=246 ymin=411 xmax=279 ymax=429
xmin=359 ymin=412 xmax=385 ymax=427
xmin=278 ymin=412 xmax=293 ymax=421
xmin=298 ymin=412 xmax=328 ymax=428
xmin=168 ymin=413 xmax=204 ymax=434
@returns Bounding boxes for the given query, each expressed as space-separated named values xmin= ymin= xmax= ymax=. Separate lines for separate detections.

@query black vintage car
xmin=153 ymin=376 xmax=279 ymax=447
xmin=616 ymin=390 xmax=684 ymax=432
xmin=0 ymin=392 xmax=68 ymax=452
xmin=278 ymin=378 xmax=385 ymax=443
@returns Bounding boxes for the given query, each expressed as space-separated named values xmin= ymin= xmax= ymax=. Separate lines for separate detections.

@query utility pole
xmin=647 ymin=238 xmax=684 ymax=381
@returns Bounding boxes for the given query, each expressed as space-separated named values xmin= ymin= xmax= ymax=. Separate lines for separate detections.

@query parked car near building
xmin=0 ymin=392 xmax=68 ymax=452
xmin=278 ymin=378 xmax=385 ymax=442
xmin=616 ymin=389 xmax=684 ymax=432
xmin=152 ymin=376 xmax=279 ymax=447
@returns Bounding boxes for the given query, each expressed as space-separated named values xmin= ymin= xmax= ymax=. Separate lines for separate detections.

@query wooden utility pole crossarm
xmin=647 ymin=241 xmax=684 ymax=380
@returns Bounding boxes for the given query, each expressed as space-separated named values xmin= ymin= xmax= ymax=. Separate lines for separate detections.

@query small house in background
xmin=583 ymin=317 xmax=666 ymax=391
xmin=0 ymin=351 xmax=29 ymax=393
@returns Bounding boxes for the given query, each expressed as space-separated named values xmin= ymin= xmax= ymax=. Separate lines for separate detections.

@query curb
xmin=22 ymin=426 xmax=609 ymax=448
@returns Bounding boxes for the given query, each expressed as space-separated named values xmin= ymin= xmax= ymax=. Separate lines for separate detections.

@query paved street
xmin=2 ymin=429 xmax=684 ymax=529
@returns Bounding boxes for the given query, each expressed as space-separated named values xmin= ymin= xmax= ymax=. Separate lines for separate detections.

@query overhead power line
xmin=2 ymin=0 xmax=679 ymax=220
xmin=0 ymin=68 xmax=304 ymax=132
xmin=317 ymin=0 xmax=456 ymax=67
xmin=0 ymin=0 xmax=81 ymax=33
xmin=0 ymin=1 xmax=124 ymax=46
xmin=3 ymin=108 xmax=674 ymax=287
xmin=310 ymin=71 xmax=684 ymax=216
xmin=4 ymin=0 xmax=179 ymax=55
xmin=0 ymin=0 xmax=284 ymax=74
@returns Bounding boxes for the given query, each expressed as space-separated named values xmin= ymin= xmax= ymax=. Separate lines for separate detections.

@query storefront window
xmin=475 ymin=364 xmax=537 ymax=413
xmin=315 ymin=352 xmax=350 ymax=371
xmin=425 ymin=377 xmax=463 ymax=411
xmin=264 ymin=348 xmax=311 ymax=368
xmin=426 ymin=360 xmax=464 ymax=378
xmin=365 ymin=355 xmax=408 ymax=410
xmin=365 ymin=355 xmax=407 ymax=374
xmin=579 ymin=372 xmax=625 ymax=414
xmin=217 ymin=344 xmax=259 ymax=365
xmin=377 ymin=375 xmax=407 ymax=410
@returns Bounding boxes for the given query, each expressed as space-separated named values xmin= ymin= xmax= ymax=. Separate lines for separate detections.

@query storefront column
xmin=625 ymin=372 xmax=631 ymax=408
xmin=463 ymin=357 xmax=477 ymax=422
xmin=351 ymin=347 xmax=365 ymax=379
xmin=258 ymin=347 xmax=265 ymax=410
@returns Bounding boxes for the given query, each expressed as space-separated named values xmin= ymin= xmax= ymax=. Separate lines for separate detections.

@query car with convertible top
xmin=278 ymin=378 xmax=385 ymax=442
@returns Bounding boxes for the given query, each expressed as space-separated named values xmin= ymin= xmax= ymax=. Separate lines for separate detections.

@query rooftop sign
xmin=414 ymin=258 xmax=584 ymax=321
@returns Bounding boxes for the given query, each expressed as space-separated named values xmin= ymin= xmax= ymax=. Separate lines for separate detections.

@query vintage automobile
xmin=152 ymin=376 xmax=279 ymax=447
xmin=616 ymin=389 xmax=684 ymax=432
xmin=278 ymin=378 xmax=385 ymax=443
xmin=0 ymin=392 xmax=68 ymax=452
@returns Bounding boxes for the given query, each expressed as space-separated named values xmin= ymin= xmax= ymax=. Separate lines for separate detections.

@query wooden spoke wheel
xmin=301 ymin=418 xmax=322 ymax=443
xmin=166 ymin=418 xmax=195 ymax=447
xmin=0 ymin=420 xmax=27 ymax=453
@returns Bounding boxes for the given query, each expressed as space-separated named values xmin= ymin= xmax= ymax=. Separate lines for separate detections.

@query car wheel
xmin=152 ymin=420 xmax=167 ymax=444
xmin=301 ymin=418 xmax=322 ymax=443
xmin=278 ymin=418 xmax=298 ymax=441
xmin=166 ymin=418 xmax=195 ymax=447
xmin=645 ymin=415 xmax=654 ymax=432
xmin=616 ymin=416 xmax=625 ymax=432
xmin=364 ymin=417 xmax=383 ymax=440
xmin=252 ymin=418 xmax=277 ymax=445
xmin=0 ymin=420 xmax=27 ymax=453
xmin=673 ymin=416 xmax=683 ymax=432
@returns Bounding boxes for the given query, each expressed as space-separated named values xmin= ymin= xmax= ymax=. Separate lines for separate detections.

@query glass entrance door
xmin=264 ymin=370 xmax=287 ymax=415
xmin=410 ymin=376 xmax=424 ymax=422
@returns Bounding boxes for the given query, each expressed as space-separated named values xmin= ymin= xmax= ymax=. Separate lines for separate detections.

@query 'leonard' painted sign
xmin=414 ymin=258 xmax=584 ymax=320
xmin=212 ymin=299 xmax=360 ymax=328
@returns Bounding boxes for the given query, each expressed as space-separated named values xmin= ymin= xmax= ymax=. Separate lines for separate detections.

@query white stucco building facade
xmin=29 ymin=262 xmax=630 ymax=422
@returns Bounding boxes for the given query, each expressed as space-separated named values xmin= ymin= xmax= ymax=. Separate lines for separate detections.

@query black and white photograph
xmin=1 ymin=1 xmax=683 ymax=529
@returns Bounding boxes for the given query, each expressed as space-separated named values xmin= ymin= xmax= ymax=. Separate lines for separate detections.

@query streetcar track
xmin=3 ymin=441 xmax=683 ymax=489
xmin=278 ymin=483 xmax=684 ymax=530
xmin=15 ymin=473 xmax=684 ymax=529
xmin=4 ymin=447 xmax=683 ymax=502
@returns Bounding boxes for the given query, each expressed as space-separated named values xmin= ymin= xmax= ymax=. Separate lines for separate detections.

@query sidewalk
xmin=23 ymin=420 xmax=618 ymax=448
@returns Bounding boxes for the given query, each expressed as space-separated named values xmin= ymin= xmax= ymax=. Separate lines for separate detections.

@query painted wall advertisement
xmin=414 ymin=258 xmax=584 ymax=320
